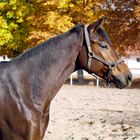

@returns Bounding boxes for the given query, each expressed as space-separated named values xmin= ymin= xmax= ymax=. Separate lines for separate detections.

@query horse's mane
xmin=8 ymin=24 xmax=84 ymax=66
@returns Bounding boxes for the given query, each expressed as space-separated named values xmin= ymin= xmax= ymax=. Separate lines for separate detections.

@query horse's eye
xmin=100 ymin=44 xmax=108 ymax=49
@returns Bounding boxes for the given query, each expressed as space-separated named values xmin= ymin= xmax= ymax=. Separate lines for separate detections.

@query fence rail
xmin=69 ymin=68 xmax=140 ymax=86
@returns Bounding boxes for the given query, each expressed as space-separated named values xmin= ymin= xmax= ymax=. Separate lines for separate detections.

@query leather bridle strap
xmin=84 ymin=25 xmax=124 ymax=83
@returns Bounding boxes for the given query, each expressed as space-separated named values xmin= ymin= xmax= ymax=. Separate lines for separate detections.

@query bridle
xmin=84 ymin=25 xmax=124 ymax=84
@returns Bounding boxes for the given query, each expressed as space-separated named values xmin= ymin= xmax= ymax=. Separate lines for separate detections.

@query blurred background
xmin=0 ymin=0 xmax=140 ymax=87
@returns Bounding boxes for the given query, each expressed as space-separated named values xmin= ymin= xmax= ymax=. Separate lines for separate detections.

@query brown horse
xmin=0 ymin=17 xmax=132 ymax=140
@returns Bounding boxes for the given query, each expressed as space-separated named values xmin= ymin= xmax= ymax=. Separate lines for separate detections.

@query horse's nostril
xmin=127 ymin=73 xmax=132 ymax=81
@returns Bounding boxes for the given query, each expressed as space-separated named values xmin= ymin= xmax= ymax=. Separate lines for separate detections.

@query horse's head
xmin=78 ymin=17 xmax=132 ymax=88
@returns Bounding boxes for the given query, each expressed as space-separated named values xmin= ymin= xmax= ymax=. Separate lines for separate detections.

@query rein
xmin=84 ymin=25 xmax=124 ymax=84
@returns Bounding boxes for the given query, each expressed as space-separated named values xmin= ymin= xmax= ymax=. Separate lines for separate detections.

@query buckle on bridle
xmin=109 ymin=63 xmax=115 ymax=69
xmin=88 ymin=52 xmax=94 ymax=58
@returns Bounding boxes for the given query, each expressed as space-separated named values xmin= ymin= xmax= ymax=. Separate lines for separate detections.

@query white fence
xmin=0 ymin=56 xmax=10 ymax=62
xmin=124 ymin=57 xmax=140 ymax=78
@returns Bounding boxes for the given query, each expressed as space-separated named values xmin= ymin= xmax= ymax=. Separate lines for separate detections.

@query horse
xmin=0 ymin=17 xmax=132 ymax=140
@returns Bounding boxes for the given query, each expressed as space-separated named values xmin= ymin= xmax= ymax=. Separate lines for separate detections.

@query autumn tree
xmin=104 ymin=0 xmax=140 ymax=55
xmin=0 ymin=0 xmax=33 ymax=57
xmin=0 ymin=0 xmax=139 ymax=57
xmin=28 ymin=0 xmax=106 ymax=47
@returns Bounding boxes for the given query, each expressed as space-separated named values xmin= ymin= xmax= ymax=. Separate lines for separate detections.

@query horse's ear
xmin=88 ymin=17 xmax=105 ymax=33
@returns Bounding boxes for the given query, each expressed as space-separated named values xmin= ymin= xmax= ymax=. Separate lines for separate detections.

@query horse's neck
xmin=15 ymin=32 xmax=83 ymax=112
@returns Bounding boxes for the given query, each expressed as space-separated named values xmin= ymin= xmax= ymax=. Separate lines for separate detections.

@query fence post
xmin=70 ymin=74 xmax=73 ymax=85
xmin=77 ymin=70 xmax=84 ymax=83
xmin=96 ymin=78 xmax=99 ymax=87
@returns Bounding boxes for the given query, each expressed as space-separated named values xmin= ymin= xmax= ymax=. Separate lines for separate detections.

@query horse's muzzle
xmin=112 ymin=72 xmax=132 ymax=89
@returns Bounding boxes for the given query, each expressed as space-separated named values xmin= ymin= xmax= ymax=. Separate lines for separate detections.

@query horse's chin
xmin=111 ymin=77 xmax=131 ymax=89
xmin=113 ymin=79 xmax=127 ymax=89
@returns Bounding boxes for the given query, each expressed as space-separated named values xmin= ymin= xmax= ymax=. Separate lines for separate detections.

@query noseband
xmin=84 ymin=25 xmax=124 ymax=84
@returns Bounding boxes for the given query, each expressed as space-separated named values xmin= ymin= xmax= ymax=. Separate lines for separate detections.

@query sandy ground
xmin=43 ymin=85 xmax=140 ymax=140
